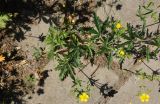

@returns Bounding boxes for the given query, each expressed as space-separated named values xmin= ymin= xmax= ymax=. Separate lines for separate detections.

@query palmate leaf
xmin=69 ymin=48 xmax=82 ymax=68
xmin=98 ymin=39 xmax=112 ymax=55
xmin=80 ymin=44 xmax=94 ymax=58
xmin=57 ymin=47 xmax=83 ymax=81
xmin=121 ymin=33 xmax=131 ymax=40
xmin=99 ymin=46 xmax=112 ymax=55
xmin=56 ymin=58 xmax=75 ymax=81
xmin=127 ymin=42 xmax=134 ymax=50
xmin=47 ymin=48 xmax=59 ymax=60
xmin=87 ymin=27 xmax=99 ymax=35
xmin=101 ymin=17 xmax=110 ymax=33
xmin=45 ymin=26 xmax=59 ymax=45
xmin=93 ymin=13 xmax=101 ymax=34
xmin=32 ymin=47 xmax=42 ymax=60
xmin=126 ymin=23 xmax=139 ymax=40
xmin=45 ymin=26 xmax=68 ymax=59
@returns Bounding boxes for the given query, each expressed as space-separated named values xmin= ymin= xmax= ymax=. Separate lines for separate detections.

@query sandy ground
xmin=16 ymin=0 xmax=160 ymax=104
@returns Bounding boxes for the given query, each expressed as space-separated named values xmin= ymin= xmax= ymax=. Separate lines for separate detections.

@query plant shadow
xmin=0 ymin=0 xmax=97 ymax=42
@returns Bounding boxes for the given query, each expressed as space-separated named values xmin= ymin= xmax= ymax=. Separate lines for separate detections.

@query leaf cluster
xmin=0 ymin=13 xmax=11 ymax=29
xmin=45 ymin=1 xmax=160 ymax=82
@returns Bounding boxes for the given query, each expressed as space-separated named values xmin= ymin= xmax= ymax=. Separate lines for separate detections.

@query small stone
xmin=20 ymin=60 xmax=27 ymax=65
xmin=15 ymin=46 xmax=21 ymax=50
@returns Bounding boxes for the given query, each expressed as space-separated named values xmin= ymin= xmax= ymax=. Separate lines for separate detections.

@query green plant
xmin=45 ymin=0 xmax=160 ymax=101
xmin=137 ymin=0 xmax=159 ymax=23
xmin=25 ymin=74 xmax=37 ymax=87
xmin=0 ymin=13 xmax=11 ymax=29
xmin=32 ymin=47 xmax=43 ymax=61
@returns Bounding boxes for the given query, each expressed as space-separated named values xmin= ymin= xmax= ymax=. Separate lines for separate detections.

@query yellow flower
xmin=0 ymin=55 xmax=5 ymax=62
xmin=139 ymin=93 xmax=150 ymax=103
xmin=118 ymin=49 xmax=125 ymax=57
xmin=116 ymin=23 xmax=122 ymax=29
xmin=79 ymin=92 xmax=89 ymax=102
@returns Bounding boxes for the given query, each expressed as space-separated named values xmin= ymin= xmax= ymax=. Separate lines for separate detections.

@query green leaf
xmin=146 ymin=46 xmax=150 ymax=62
xmin=0 ymin=13 xmax=11 ymax=29
xmin=32 ymin=47 xmax=42 ymax=60
xmin=151 ymin=12 xmax=158 ymax=22
xmin=154 ymin=37 xmax=160 ymax=47
xmin=101 ymin=17 xmax=110 ymax=33
xmin=87 ymin=27 xmax=99 ymax=35
xmin=56 ymin=58 xmax=76 ymax=81
xmin=116 ymin=41 xmax=131 ymax=48
xmin=107 ymin=53 xmax=113 ymax=69
xmin=93 ymin=13 xmax=101 ymax=33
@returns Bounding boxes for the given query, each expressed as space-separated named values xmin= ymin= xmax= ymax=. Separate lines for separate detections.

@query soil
xmin=0 ymin=0 xmax=160 ymax=104
xmin=0 ymin=29 xmax=48 ymax=103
